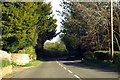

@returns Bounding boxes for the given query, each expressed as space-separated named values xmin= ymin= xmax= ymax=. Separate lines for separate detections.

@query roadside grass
xmin=79 ymin=60 xmax=120 ymax=71
xmin=0 ymin=60 xmax=11 ymax=68
xmin=21 ymin=60 xmax=41 ymax=67
xmin=74 ymin=50 xmax=120 ymax=71
xmin=12 ymin=60 xmax=41 ymax=67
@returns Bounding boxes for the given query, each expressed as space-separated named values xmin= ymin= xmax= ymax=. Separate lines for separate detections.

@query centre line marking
xmin=61 ymin=65 xmax=63 ymax=67
xmin=56 ymin=61 xmax=82 ymax=80
xmin=63 ymin=67 xmax=66 ymax=69
xmin=67 ymin=70 xmax=73 ymax=73
xmin=56 ymin=61 xmax=58 ymax=63
xmin=74 ymin=75 xmax=80 ymax=78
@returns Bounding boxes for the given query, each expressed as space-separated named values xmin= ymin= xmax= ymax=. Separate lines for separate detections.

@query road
xmin=3 ymin=59 xmax=119 ymax=80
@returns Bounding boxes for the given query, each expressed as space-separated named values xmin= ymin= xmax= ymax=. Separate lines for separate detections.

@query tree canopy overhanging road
xmin=1 ymin=0 xmax=120 ymax=79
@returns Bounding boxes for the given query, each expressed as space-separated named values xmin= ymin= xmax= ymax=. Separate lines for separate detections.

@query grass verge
xmin=79 ymin=60 xmax=120 ymax=71
xmin=0 ymin=60 xmax=11 ymax=68
xmin=21 ymin=60 xmax=41 ymax=67
xmin=12 ymin=60 xmax=41 ymax=67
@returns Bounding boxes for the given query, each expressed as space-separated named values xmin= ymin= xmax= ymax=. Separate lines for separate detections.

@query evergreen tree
xmin=2 ymin=2 xmax=57 ymax=53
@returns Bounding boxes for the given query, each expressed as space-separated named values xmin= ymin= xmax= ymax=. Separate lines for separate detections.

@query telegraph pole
xmin=110 ymin=0 xmax=114 ymax=60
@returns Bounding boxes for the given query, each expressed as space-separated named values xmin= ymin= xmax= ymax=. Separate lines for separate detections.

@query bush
xmin=94 ymin=51 xmax=110 ymax=60
xmin=18 ymin=46 xmax=36 ymax=54
xmin=83 ymin=51 xmax=95 ymax=60
xmin=0 ymin=60 xmax=11 ymax=68
xmin=94 ymin=50 xmax=120 ymax=62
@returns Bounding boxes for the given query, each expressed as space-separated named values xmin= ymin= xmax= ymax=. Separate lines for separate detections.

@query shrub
xmin=18 ymin=46 xmax=36 ymax=54
xmin=94 ymin=50 xmax=120 ymax=62
xmin=94 ymin=51 xmax=110 ymax=60
xmin=83 ymin=51 xmax=95 ymax=60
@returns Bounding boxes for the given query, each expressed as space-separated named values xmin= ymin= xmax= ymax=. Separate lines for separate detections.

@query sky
xmin=45 ymin=0 xmax=63 ymax=43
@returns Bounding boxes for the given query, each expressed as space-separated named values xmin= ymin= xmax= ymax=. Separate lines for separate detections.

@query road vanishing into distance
xmin=3 ymin=58 xmax=119 ymax=80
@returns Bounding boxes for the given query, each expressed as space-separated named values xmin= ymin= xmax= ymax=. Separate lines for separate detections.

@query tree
xmin=59 ymin=1 xmax=120 ymax=57
xmin=113 ymin=3 xmax=120 ymax=51
xmin=2 ymin=2 xmax=39 ymax=52
xmin=35 ymin=3 xmax=57 ymax=53
xmin=2 ymin=2 xmax=57 ymax=53
xmin=44 ymin=42 xmax=67 ymax=55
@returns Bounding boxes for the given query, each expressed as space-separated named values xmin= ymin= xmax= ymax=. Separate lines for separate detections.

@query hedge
xmin=94 ymin=50 xmax=120 ymax=61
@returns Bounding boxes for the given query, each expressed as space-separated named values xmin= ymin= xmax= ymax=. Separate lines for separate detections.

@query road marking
xmin=63 ymin=67 xmax=66 ymax=70
xmin=59 ymin=63 xmax=61 ymax=66
xmin=56 ymin=60 xmax=82 ymax=80
xmin=61 ymin=65 xmax=63 ymax=67
xmin=74 ymin=75 xmax=80 ymax=78
xmin=67 ymin=70 xmax=73 ymax=73
xmin=57 ymin=62 xmax=64 ymax=67
xmin=56 ymin=61 xmax=59 ymax=63
xmin=74 ymin=75 xmax=82 ymax=80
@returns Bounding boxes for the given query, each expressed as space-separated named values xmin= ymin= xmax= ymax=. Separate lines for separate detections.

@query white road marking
xmin=59 ymin=63 xmax=61 ymax=66
xmin=56 ymin=60 xmax=82 ymax=80
xmin=67 ymin=70 xmax=73 ymax=73
xmin=59 ymin=63 xmax=62 ymax=66
xmin=74 ymin=75 xmax=80 ymax=78
xmin=56 ymin=61 xmax=59 ymax=63
xmin=63 ymin=67 xmax=67 ymax=70
xmin=74 ymin=75 xmax=82 ymax=80
xmin=57 ymin=62 xmax=64 ymax=67
xmin=61 ymin=65 xmax=63 ymax=67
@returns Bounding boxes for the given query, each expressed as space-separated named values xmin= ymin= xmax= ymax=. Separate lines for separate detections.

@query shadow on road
xmin=62 ymin=61 xmax=119 ymax=73
xmin=39 ymin=56 xmax=119 ymax=73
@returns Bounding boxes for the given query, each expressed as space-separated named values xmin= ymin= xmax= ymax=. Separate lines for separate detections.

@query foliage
xmin=18 ymin=46 xmax=36 ymax=54
xmin=83 ymin=51 xmax=95 ymax=60
xmin=35 ymin=3 xmax=57 ymax=53
xmin=113 ymin=4 xmax=120 ymax=51
xmin=44 ymin=42 xmax=68 ymax=57
xmin=94 ymin=50 xmax=120 ymax=62
xmin=2 ymin=2 xmax=57 ymax=53
xmin=80 ymin=60 xmax=119 ymax=71
xmin=58 ymin=1 xmax=120 ymax=58
xmin=0 ymin=60 xmax=11 ymax=68
xmin=44 ymin=42 xmax=67 ymax=53
xmin=2 ymin=2 xmax=39 ymax=52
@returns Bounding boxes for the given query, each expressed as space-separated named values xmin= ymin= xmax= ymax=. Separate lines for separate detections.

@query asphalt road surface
xmin=3 ymin=59 xmax=120 ymax=80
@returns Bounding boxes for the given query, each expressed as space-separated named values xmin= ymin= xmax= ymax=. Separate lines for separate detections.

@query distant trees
xmin=59 ymin=1 xmax=120 ymax=56
xmin=2 ymin=2 xmax=57 ymax=53
xmin=44 ymin=42 xmax=68 ymax=57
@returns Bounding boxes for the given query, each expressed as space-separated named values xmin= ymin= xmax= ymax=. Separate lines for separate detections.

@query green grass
xmin=21 ymin=60 xmax=41 ymax=67
xmin=0 ymin=60 xmax=11 ymax=68
xmin=11 ymin=60 xmax=41 ymax=67
xmin=95 ymin=50 xmax=120 ymax=54
xmin=74 ymin=60 xmax=81 ymax=62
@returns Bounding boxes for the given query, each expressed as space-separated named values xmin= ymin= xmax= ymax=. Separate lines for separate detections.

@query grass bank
xmin=0 ymin=60 xmax=11 ymax=68
xmin=12 ymin=60 xmax=41 ymax=67
xmin=79 ymin=60 xmax=120 ymax=71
